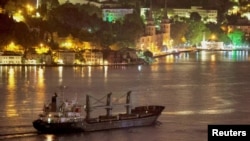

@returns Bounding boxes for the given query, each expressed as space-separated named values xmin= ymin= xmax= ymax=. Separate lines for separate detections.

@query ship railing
xmin=118 ymin=113 xmax=139 ymax=120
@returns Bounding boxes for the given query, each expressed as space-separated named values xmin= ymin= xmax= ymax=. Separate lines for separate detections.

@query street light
xmin=26 ymin=4 xmax=34 ymax=15
xmin=211 ymin=34 xmax=216 ymax=41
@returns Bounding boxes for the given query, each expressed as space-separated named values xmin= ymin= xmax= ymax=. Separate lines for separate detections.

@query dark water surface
xmin=0 ymin=51 xmax=250 ymax=141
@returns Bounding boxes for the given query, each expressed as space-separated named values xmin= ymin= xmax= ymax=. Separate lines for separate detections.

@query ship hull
xmin=33 ymin=114 xmax=160 ymax=133
xmin=33 ymin=105 xmax=164 ymax=133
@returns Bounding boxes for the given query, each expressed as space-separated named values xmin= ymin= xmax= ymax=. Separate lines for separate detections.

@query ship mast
xmin=106 ymin=93 xmax=112 ymax=116
xmin=85 ymin=95 xmax=90 ymax=120
xmin=126 ymin=91 xmax=132 ymax=114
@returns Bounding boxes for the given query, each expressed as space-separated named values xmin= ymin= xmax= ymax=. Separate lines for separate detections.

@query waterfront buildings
xmin=56 ymin=50 xmax=76 ymax=65
xmin=0 ymin=53 xmax=22 ymax=64
xmin=201 ymin=40 xmax=224 ymax=50
xmin=83 ymin=50 xmax=103 ymax=65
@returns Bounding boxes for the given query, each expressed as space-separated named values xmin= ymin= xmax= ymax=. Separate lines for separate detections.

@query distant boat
xmin=33 ymin=91 xmax=165 ymax=133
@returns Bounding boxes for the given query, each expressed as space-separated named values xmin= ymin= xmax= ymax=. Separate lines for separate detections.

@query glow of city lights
xmin=45 ymin=134 xmax=55 ymax=141
xmin=13 ymin=10 xmax=25 ymax=22
xmin=36 ymin=12 xmax=41 ymax=18
xmin=210 ymin=34 xmax=216 ymax=40
xmin=138 ymin=65 xmax=142 ymax=71
xmin=26 ymin=4 xmax=34 ymax=14
xmin=165 ymin=55 xmax=174 ymax=63
xmin=103 ymin=60 xmax=109 ymax=65
xmin=35 ymin=43 xmax=50 ymax=54
xmin=58 ymin=59 xmax=64 ymax=64
xmin=231 ymin=6 xmax=240 ymax=14
xmin=5 ymin=42 xmax=23 ymax=53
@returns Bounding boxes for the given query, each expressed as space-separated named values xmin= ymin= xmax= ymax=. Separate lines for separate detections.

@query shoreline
xmin=1 ymin=48 xmax=249 ymax=66
xmin=0 ymin=62 xmax=145 ymax=67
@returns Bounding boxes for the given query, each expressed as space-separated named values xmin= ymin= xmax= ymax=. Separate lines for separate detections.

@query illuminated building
xmin=0 ymin=53 xmax=22 ymax=64
xmin=58 ymin=0 xmax=119 ymax=8
xmin=136 ymin=4 xmax=171 ymax=54
xmin=52 ymin=32 xmax=97 ymax=51
xmin=25 ymin=47 xmax=52 ymax=64
xmin=171 ymin=6 xmax=217 ymax=23
xmin=201 ymin=41 xmax=224 ymax=50
xmin=83 ymin=50 xmax=103 ymax=65
xmin=56 ymin=50 xmax=76 ymax=65
xmin=102 ymin=8 xmax=134 ymax=22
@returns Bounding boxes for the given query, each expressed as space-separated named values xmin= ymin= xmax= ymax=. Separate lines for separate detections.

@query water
xmin=0 ymin=50 xmax=250 ymax=141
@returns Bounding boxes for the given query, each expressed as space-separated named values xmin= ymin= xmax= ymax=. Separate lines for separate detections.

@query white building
xmin=201 ymin=41 xmax=224 ymax=50
xmin=58 ymin=0 xmax=117 ymax=4
xmin=0 ymin=55 xmax=22 ymax=64
xmin=140 ymin=6 xmax=217 ymax=23
xmin=58 ymin=0 xmax=119 ymax=8
xmin=172 ymin=6 xmax=217 ymax=23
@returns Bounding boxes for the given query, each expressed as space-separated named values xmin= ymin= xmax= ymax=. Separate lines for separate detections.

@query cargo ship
xmin=33 ymin=91 xmax=165 ymax=133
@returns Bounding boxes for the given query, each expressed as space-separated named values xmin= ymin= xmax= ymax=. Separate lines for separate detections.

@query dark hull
xmin=33 ymin=105 xmax=165 ymax=133
xmin=33 ymin=120 xmax=84 ymax=133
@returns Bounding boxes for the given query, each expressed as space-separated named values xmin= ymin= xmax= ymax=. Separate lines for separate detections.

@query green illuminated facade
xmin=102 ymin=8 xmax=134 ymax=22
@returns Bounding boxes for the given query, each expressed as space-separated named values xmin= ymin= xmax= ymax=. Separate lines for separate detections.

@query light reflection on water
xmin=163 ymin=108 xmax=234 ymax=115
xmin=163 ymin=94 xmax=235 ymax=115
xmin=6 ymin=67 xmax=18 ymax=117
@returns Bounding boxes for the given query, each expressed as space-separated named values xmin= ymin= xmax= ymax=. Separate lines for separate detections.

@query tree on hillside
xmin=0 ymin=13 xmax=15 ymax=48
xmin=206 ymin=23 xmax=231 ymax=44
xmin=170 ymin=21 xmax=189 ymax=46
xmin=13 ymin=22 xmax=34 ymax=48
xmin=227 ymin=29 xmax=244 ymax=46
xmin=185 ymin=21 xmax=209 ymax=46
xmin=0 ymin=0 xmax=8 ymax=8
xmin=117 ymin=11 xmax=144 ymax=48
xmin=96 ymin=22 xmax=114 ymax=49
